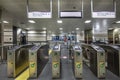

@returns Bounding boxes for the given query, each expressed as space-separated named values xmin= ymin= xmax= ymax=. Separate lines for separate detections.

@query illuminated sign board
xmin=92 ymin=12 xmax=115 ymax=18
xmin=60 ymin=12 xmax=82 ymax=18
xmin=28 ymin=12 xmax=52 ymax=18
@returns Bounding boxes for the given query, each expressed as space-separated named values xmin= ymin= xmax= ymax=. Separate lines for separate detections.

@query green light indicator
xmin=31 ymin=63 xmax=35 ymax=68
xmin=77 ymin=64 xmax=81 ymax=68
xmin=54 ymin=63 xmax=58 ymax=68
xmin=100 ymin=63 xmax=104 ymax=68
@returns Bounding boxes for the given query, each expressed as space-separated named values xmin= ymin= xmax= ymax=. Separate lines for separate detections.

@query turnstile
xmin=29 ymin=45 xmax=49 ymax=78
xmin=29 ymin=46 xmax=41 ymax=78
xmin=99 ymin=45 xmax=120 ymax=77
xmin=7 ymin=44 xmax=33 ymax=77
xmin=73 ymin=45 xmax=82 ymax=78
xmin=90 ymin=45 xmax=106 ymax=78
xmin=52 ymin=44 xmax=61 ymax=78
xmin=82 ymin=44 xmax=106 ymax=78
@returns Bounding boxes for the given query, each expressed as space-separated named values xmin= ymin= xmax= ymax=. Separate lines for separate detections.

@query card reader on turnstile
xmin=73 ymin=45 xmax=82 ymax=78
xmin=52 ymin=44 xmax=61 ymax=78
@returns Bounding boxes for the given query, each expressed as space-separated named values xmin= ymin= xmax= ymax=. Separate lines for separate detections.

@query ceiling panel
xmin=0 ymin=0 xmax=120 ymax=34
xmin=28 ymin=0 xmax=51 ymax=12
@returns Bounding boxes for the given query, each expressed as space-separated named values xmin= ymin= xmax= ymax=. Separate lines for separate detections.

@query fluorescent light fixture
xmin=28 ymin=20 xmax=36 ymax=23
xmin=57 ymin=20 xmax=62 ymax=23
xmin=116 ymin=21 xmax=120 ymax=23
xmin=59 ymin=28 xmax=63 ymax=30
xmin=3 ymin=21 xmax=9 ymax=23
xmin=76 ymin=28 xmax=79 ymax=30
xmin=43 ymin=28 xmax=47 ymax=30
xmin=85 ymin=20 xmax=91 ymax=23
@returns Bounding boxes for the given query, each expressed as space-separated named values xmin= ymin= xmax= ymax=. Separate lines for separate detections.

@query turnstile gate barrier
xmin=29 ymin=46 xmax=41 ymax=78
xmin=7 ymin=44 xmax=33 ymax=77
xmin=82 ymin=44 xmax=106 ymax=78
xmin=99 ymin=45 xmax=120 ymax=77
xmin=90 ymin=45 xmax=106 ymax=78
xmin=52 ymin=44 xmax=61 ymax=78
xmin=29 ymin=45 xmax=49 ymax=78
xmin=73 ymin=45 xmax=82 ymax=78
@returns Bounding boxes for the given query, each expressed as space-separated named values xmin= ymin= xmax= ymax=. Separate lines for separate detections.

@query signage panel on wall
xmin=92 ymin=12 xmax=115 ymax=18
xmin=28 ymin=12 xmax=52 ymax=18
xmin=27 ymin=0 xmax=52 ymax=18
xmin=60 ymin=12 xmax=82 ymax=18
xmin=91 ymin=0 xmax=116 ymax=18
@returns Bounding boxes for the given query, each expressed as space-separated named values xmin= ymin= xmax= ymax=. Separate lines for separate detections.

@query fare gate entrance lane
xmin=60 ymin=45 xmax=75 ymax=80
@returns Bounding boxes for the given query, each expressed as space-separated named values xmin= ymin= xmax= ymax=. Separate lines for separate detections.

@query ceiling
xmin=0 ymin=0 xmax=120 ymax=34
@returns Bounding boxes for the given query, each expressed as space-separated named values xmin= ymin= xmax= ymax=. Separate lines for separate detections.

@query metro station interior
xmin=1 ymin=0 xmax=120 ymax=80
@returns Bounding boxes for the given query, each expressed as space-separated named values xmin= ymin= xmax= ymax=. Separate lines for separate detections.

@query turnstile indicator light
xmin=100 ymin=62 xmax=105 ymax=68
xmin=76 ymin=62 xmax=81 ymax=69
xmin=101 ymin=53 xmax=103 ymax=56
xmin=77 ymin=52 xmax=80 ymax=56
xmin=31 ymin=63 xmax=35 ymax=68
xmin=9 ymin=53 xmax=12 ymax=55
xmin=54 ymin=63 xmax=58 ymax=68
xmin=54 ymin=52 xmax=57 ymax=56
xmin=31 ymin=53 xmax=34 ymax=55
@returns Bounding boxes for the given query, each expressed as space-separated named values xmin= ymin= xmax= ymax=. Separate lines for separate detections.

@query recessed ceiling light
xmin=28 ymin=20 xmax=36 ymax=23
xmin=76 ymin=28 xmax=79 ymax=30
xmin=59 ymin=28 xmax=63 ymax=30
xmin=85 ymin=20 xmax=91 ymax=23
xmin=116 ymin=21 xmax=120 ymax=23
xmin=3 ymin=21 xmax=9 ymax=23
xmin=57 ymin=20 xmax=62 ymax=23
xmin=43 ymin=28 xmax=47 ymax=30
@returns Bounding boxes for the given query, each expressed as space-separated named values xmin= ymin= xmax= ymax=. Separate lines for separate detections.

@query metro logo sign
xmin=92 ymin=12 xmax=116 ymax=18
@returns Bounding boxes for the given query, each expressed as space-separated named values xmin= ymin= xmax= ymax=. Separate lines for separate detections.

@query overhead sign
xmin=28 ymin=12 xmax=52 ymax=18
xmin=60 ymin=11 xmax=82 ymax=18
xmin=92 ymin=12 xmax=116 ymax=18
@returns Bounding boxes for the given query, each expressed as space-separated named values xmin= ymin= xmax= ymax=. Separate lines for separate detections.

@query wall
xmin=27 ymin=30 xmax=47 ymax=43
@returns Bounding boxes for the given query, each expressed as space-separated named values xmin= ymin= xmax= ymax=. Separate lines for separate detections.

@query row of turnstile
xmin=52 ymin=44 xmax=120 ymax=78
xmin=7 ymin=43 xmax=120 ymax=79
xmin=82 ymin=44 xmax=120 ymax=78
xmin=7 ymin=44 xmax=49 ymax=79
xmin=51 ymin=44 xmax=83 ymax=78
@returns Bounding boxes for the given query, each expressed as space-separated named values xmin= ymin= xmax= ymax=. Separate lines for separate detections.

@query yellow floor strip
xmin=15 ymin=68 xmax=29 ymax=80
